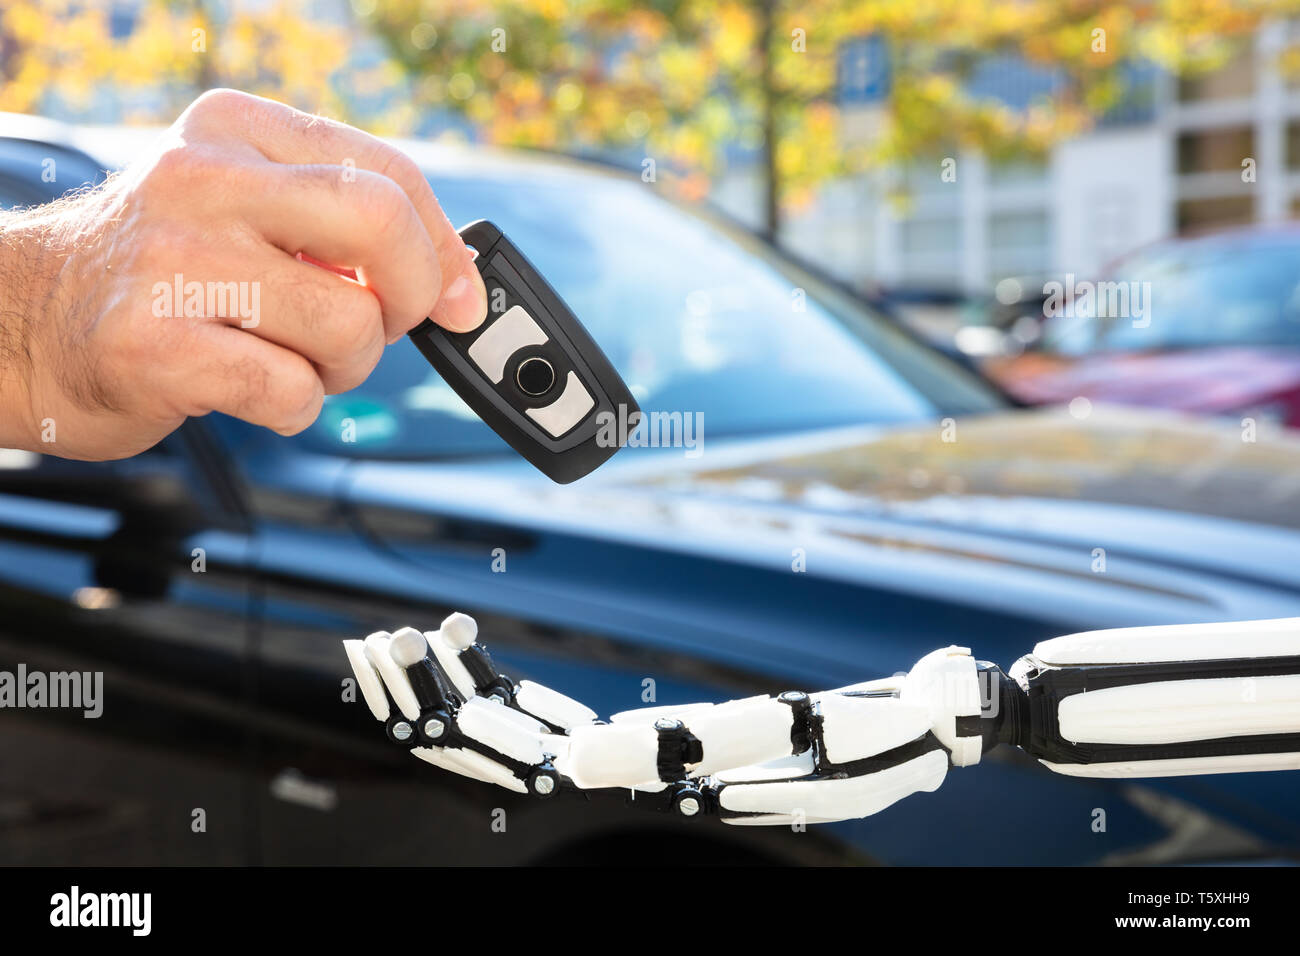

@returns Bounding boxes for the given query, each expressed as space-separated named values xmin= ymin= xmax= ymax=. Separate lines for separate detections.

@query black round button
xmin=516 ymin=357 xmax=556 ymax=396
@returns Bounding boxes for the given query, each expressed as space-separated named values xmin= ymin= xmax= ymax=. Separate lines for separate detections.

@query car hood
xmin=1004 ymin=346 xmax=1300 ymax=410
xmin=342 ymin=406 xmax=1300 ymax=673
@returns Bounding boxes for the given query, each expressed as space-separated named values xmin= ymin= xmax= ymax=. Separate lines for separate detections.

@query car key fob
xmin=408 ymin=220 xmax=640 ymax=484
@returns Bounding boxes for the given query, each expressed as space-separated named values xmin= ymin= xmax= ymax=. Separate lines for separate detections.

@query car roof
xmin=1098 ymin=221 xmax=1300 ymax=274
xmin=0 ymin=113 xmax=639 ymax=187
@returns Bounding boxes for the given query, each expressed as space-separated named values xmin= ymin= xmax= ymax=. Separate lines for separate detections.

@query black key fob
xmin=408 ymin=220 xmax=640 ymax=484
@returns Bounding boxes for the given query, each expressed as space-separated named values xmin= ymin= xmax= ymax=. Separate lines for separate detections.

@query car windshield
xmin=1044 ymin=236 xmax=1300 ymax=355
xmin=295 ymin=161 xmax=1002 ymax=458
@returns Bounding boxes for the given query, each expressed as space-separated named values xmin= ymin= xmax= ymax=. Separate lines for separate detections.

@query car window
xmin=0 ymin=138 xmax=106 ymax=209
xmin=0 ymin=172 xmax=56 ymax=209
xmin=291 ymin=168 xmax=1003 ymax=459
xmin=1044 ymin=237 xmax=1300 ymax=354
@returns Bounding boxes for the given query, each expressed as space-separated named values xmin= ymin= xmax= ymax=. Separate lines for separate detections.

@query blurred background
xmin=3 ymin=2 xmax=1300 ymax=867
xmin=8 ymin=0 xmax=1300 ymax=423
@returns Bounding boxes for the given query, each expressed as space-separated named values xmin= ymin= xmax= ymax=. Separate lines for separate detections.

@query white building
xmin=774 ymin=21 xmax=1300 ymax=295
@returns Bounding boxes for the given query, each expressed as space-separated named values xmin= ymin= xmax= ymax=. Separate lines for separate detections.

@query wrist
xmin=0 ymin=212 xmax=46 ymax=452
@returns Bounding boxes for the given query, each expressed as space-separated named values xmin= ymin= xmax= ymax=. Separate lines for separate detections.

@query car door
xmin=231 ymin=437 xmax=535 ymax=865
xmin=0 ymin=422 xmax=257 ymax=864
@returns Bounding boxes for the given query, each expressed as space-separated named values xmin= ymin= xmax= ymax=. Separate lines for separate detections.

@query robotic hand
xmin=343 ymin=615 xmax=1300 ymax=824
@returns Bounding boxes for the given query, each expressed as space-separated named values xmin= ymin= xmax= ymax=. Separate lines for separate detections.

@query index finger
xmin=183 ymin=89 xmax=487 ymax=335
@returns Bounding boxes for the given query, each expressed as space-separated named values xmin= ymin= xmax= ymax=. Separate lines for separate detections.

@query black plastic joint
xmin=777 ymin=690 xmax=816 ymax=754
xmin=460 ymin=645 xmax=513 ymax=702
xmin=654 ymin=718 xmax=704 ymax=782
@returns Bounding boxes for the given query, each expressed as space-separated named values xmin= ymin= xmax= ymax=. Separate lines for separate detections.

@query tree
xmin=360 ymin=0 xmax=1300 ymax=239
xmin=6 ymin=1 xmax=1299 ymax=240
xmin=0 ymin=0 xmax=353 ymax=124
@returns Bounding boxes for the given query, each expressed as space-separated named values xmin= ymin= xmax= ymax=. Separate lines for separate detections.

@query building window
xmin=989 ymin=211 xmax=1050 ymax=278
xmin=1176 ymin=45 xmax=1255 ymax=101
xmin=1177 ymin=126 xmax=1255 ymax=175
xmin=1286 ymin=121 xmax=1300 ymax=170
xmin=899 ymin=217 xmax=962 ymax=285
xmin=988 ymin=159 xmax=1048 ymax=188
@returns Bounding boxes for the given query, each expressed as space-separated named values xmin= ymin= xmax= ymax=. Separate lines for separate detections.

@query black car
xmin=1 ymin=126 xmax=1298 ymax=865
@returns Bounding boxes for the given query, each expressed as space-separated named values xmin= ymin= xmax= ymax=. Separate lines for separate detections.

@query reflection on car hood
xmin=345 ymin=406 xmax=1300 ymax=644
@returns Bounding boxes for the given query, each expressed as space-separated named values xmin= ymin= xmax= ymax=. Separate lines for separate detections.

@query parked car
xmin=983 ymin=228 xmax=1300 ymax=427
xmin=0 ymin=114 xmax=108 ymax=207
xmin=1 ymin=125 xmax=1298 ymax=865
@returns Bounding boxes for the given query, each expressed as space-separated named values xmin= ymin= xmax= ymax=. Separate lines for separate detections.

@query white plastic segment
xmin=1033 ymin=617 xmax=1300 ymax=665
xmin=439 ymin=612 xmax=478 ymax=650
xmin=609 ymin=701 xmax=717 ymax=724
xmin=413 ymin=745 xmax=527 ymax=793
xmin=1042 ymin=751 xmax=1300 ymax=778
xmin=455 ymin=697 xmax=549 ymax=766
xmin=389 ymin=627 xmax=430 ymax=669
xmin=1057 ymin=674 xmax=1300 ymax=745
xmin=719 ymin=749 xmax=948 ymax=825
xmin=525 ymin=371 xmax=595 ymax=437
xmin=423 ymin=629 xmax=478 ymax=700
xmin=713 ymin=752 xmax=816 ymax=784
xmin=514 ymin=680 xmax=598 ymax=731
xmin=683 ymin=697 xmax=799 ymax=776
xmin=560 ymin=721 xmax=660 ymax=790
xmin=363 ymin=632 xmax=421 ymax=721
xmin=821 ymin=676 xmax=905 ymax=696
xmin=467 ymin=305 xmax=547 ymax=384
xmin=342 ymin=639 xmax=389 ymax=721
xmin=899 ymin=646 xmax=983 ymax=767
xmin=815 ymin=694 xmax=932 ymax=765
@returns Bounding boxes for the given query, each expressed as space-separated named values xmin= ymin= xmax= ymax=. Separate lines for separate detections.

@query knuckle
xmin=324 ymin=298 xmax=383 ymax=365
xmin=272 ymin=360 xmax=324 ymax=433
xmin=327 ymin=322 xmax=385 ymax=394
xmin=186 ymin=87 xmax=259 ymax=124
xmin=373 ymin=145 xmax=425 ymax=198
xmin=357 ymin=171 xmax=416 ymax=242
xmin=144 ymin=142 xmax=228 ymax=195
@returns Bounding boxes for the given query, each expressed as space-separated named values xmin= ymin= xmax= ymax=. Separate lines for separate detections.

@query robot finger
xmin=342 ymin=638 xmax=389 ymax=721
xmin=716 ymin=749 xmax=949 ymax=825
xmin=435 ymin=612 xmax=517 ymax=705
xmin=363 ymin=631 xmax=422 ymax=721
xmin=389 ymin=626 xmax=463 ymax=714
xmin=515 ymin=680 xmax=599 ymax=731
xmin=412 ymin=745 xmax=529 ymax=794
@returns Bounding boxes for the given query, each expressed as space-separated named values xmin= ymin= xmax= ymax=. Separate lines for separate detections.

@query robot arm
xmin=342 ymin=616 xmax=1300 ymax=824
xmin=994 ymin=616 xmax=1300 ymax=778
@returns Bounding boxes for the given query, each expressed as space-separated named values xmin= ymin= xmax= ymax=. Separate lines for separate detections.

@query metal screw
xmin=654 ymin=717 xmax=682 ymax=732
xmin=423 ymin=717 xmax=446 ymax=740
xmin=677 ymin=796 xmax=701 ymax=817
xmin=533 ymin=774 xmax=555 ymax=795
xmin=392 ymin=721 xmax=413 ymax=741
xmin=488 ymin=692 xmax=507 ymax=705
xmin=779 ymin=691 xmax=808 ymax=704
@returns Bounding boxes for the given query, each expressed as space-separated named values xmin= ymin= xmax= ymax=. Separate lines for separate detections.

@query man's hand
xmin=0 ymin=89 xmax=487 ymax=460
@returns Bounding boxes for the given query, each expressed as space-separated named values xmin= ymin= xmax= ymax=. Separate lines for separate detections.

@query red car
xmin=986 ymin=227 xmax=1300 ymax=427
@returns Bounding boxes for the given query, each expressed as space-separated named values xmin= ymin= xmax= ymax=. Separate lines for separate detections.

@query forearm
xmin=989 ymin=617 xmax=1300 ymax=777
xmin=0 ymin=207 xmax=50 ymax=452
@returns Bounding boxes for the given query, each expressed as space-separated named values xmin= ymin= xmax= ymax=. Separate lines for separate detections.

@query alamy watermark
xmin=0 ymin=665 xmax=102 ymax=718
xmin=50 ymin=886 xmax=150 ymax=936
xmin=596 ymin=404 xmax=703 ymax=458
xmin=1043 ymin=275 xmax=1151 ymax=328
xmin=152 ymin=273 xmax=261 ymax=328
